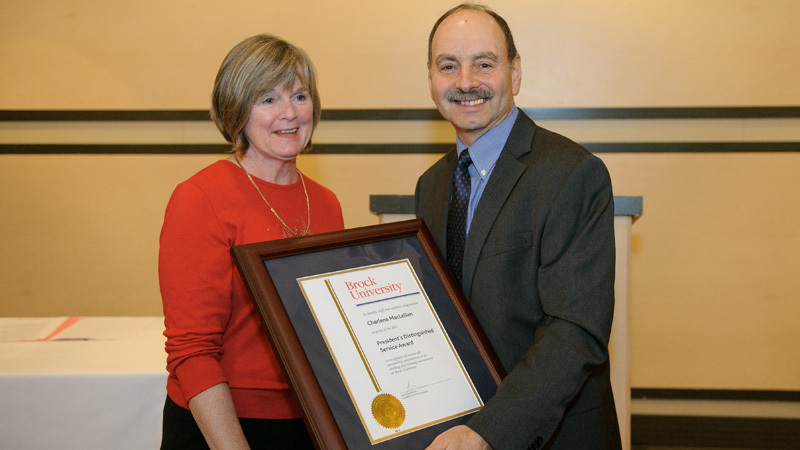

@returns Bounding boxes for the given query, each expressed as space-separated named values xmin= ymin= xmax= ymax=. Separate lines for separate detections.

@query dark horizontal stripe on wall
xmin=0 ymin=143 xmax=449 ymax=154
xmin=632 ymin=388 xmax=800 ymax=402
xmin=3 ymin=142 xmax=799 ymax=154
xmin=0 ymin=143 xmax=453 ymax=154
xmin=524 ymin=106 xmax=800 ymax=120
xmin=632 ymin=415 xmax=800 ymax=449
xmin=0 ymin=144 xmax=232 ymax=154
xmin=322 ymin=109 xmax=444 ymax=121
xmin=311 ymin=143 xmax=455 ymax=154
xmin=584 ymin=142 xmax=800 ymax=153
xmin=0 ymin=110 xmax=213 ymax=121
xmin=2 ymin=106 xmax=800 ymax=122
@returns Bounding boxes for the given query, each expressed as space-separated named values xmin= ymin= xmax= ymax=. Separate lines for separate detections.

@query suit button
xmin=528 ymin=436 xmax=543 ymax=450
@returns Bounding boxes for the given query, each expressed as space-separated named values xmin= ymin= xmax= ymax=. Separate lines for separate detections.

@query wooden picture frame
xmin=231 ymin=219 xmax=504 ymax=449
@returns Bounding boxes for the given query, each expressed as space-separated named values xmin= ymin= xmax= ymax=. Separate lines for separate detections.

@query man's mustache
xmin=446 ymin=88 xmax=493 ymax=102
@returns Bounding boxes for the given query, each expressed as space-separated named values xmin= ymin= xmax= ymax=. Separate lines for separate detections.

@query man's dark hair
xmin=427 ymin=2 xmax=518 ymax=65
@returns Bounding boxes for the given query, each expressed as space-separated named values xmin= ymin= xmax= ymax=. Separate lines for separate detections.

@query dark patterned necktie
xmin=446 ymin=149 xmax=472 ymax=284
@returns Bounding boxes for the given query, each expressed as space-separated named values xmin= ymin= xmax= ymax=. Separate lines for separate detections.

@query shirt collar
xmin=456 ymin=105 xmax=519 ymax=179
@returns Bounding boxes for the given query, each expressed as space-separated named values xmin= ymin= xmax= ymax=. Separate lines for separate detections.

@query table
xmin=0 ymin=316 xmax=167 ymax=450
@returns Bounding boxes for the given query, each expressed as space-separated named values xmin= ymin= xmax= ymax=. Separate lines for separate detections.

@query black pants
xmin=160 ymin=395 xmax=314 ymax=450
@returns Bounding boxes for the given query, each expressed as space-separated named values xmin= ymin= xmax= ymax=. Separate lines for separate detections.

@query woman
xmin=159 ymin=34 xmax=343 ymax=449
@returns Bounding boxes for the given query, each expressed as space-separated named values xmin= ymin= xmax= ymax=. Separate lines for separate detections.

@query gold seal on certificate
xmin=371 ymin=393 xmax=406 ymax=429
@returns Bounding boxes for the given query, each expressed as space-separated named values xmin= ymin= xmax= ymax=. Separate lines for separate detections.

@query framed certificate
xmin=231 ymin=219 xmax=504 ymax=449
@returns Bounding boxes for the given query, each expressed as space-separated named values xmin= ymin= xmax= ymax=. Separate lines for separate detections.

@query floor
xmin=633 ymin=447 xmax=776 ymax=450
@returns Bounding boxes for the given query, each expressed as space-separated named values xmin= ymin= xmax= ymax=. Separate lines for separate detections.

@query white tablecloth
xmin=0 ymin=316 xmax=167 ymax=450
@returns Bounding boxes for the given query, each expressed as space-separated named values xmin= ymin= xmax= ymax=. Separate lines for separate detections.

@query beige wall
xmin=2 ymin=0 xmax=799 ymax=108
xmin=1 ymin=1 xmax=799 ymax=391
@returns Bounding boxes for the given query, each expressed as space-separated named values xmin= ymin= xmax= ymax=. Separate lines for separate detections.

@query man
xmin=416 ymin=3 xmax=622 ymax=450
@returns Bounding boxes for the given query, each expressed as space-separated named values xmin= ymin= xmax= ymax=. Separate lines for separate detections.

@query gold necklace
xmin=234 ymin=156 xmax=310 ymax=237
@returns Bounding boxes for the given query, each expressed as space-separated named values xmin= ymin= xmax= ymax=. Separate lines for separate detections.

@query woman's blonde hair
xmin=211 ymin=34 xmax=321 ymax=157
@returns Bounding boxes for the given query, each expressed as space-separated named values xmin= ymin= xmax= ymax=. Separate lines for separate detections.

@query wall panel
xmin=1 ymin=0 xmax=799 ymax=109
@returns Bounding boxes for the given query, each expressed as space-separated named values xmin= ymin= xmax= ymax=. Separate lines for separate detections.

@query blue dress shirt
xmin=455 ymin=106 xmax=519 ymax=235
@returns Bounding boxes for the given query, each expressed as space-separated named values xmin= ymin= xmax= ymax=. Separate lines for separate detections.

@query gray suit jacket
xmin=415 ymin=110 xmax=621 ymax=450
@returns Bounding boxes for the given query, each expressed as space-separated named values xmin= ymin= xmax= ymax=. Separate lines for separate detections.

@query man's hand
xmin=425 ymin=425 xmax=492 ymax=450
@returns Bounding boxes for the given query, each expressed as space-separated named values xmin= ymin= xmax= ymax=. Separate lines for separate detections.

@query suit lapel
xmin=461 ymin=112 xmax=537 ymax=298
xmin=427 ymin=150 xmax=458 ymax=250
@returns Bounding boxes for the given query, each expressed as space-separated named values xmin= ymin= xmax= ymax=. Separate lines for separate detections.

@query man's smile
xmin=452 ymin=98 xmax=488 ymax=106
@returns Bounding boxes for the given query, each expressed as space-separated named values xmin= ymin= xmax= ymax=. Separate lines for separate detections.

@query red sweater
xmin=159 ymin=160 xmax=344 ymax=419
